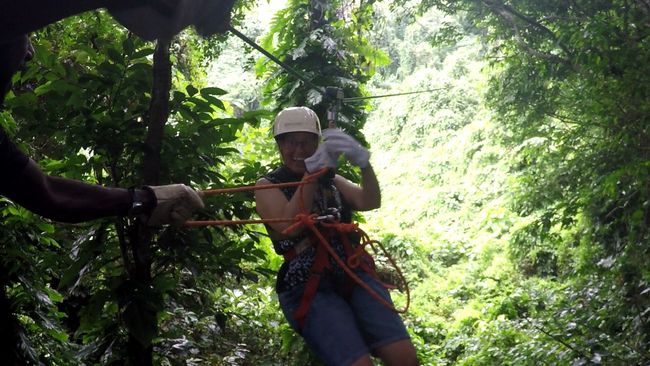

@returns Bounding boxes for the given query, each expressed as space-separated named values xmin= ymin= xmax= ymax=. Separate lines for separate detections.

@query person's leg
xmin=350 ymin=354 xmax=374 ymax=366
xmin=374 ymin=338 xmax=419 ymax=366
xmin=278 ymin=279 xmax=371 ymax=366
xmin=348 ymin=271 xmax=419 ymax=365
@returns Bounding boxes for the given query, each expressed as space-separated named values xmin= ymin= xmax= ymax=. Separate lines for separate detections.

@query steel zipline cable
xmin=228 ymin=25 xmax=443 ymax=105
xmin=342 ymin=88 xmax=446 ymax=102
xmin=228 ymin=26 xmax=326 ymax=95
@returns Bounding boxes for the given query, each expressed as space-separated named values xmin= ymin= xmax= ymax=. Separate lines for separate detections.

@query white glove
xmin=109 ymin=0 xmax=234 ymax=41
xmin=321 ymin=129 xmax=370 ymax=169
xmin=304 ymin=144 xmax=340 ymax=173
xmin=147 ymin=184 xmax=204 ymax=226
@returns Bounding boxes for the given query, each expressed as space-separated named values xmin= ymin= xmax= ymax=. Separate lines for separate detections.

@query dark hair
xmin=274 ymin=132 xmax=319 ymax=145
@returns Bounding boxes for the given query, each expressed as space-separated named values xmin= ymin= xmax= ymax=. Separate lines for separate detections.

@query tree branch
xmin=481 ymin=0 xmax=574 ymax=66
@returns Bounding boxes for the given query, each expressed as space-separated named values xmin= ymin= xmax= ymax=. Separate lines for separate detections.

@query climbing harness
xmin=184 ymin=167 xmax=411 ymax=327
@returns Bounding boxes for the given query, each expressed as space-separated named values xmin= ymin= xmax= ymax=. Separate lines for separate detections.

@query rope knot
xmin=281 ymin=213 xmax=318 ymax=235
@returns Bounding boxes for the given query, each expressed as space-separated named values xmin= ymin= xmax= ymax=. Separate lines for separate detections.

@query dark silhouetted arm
xmin=2 ymin=159 xmax=148 ymax=223
xmin=0 ymin=0 xmax=116 ymax=41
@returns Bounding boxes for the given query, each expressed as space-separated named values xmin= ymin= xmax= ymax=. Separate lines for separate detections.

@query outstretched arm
xmin=0 ymin=0 xmax=113 ymax=41
xmin=1 ymin=0 xmax=233 ymax=42
xmin=2 ymin=159 xmax=204 ymax=225
xmin=2 ymin=159 xmax=142 ymax=222
xmin=0 ymin=159 xmax=204 ymax=226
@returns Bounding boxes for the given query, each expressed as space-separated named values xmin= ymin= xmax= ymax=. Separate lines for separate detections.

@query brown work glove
xmin=108 ymin=0 xmax=236 ymax=41
xmin=147 ymin=184 xmax=204 ymax=226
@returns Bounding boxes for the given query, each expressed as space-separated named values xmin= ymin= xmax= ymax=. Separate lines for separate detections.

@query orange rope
xmin=184 ymin=217 xmax=297 ymax=227
xmin=185 ymin=168 xmax=328 ymax=227
xmin=184 ymin=167 xmax=410 ymax=314
xmin=286 ymin=216 xmax=410 ymax=314
xmin=198 ymin=168 xmax=328 ymax=196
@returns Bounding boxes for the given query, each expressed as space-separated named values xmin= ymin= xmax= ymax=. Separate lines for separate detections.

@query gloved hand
xmin=147 ymin=184 xmax=204 ymax=226
xmin=108 ymin=0 xmax=235 ymax=41
xmin=304 ymin=144 xmax=340 ymax=173
xmin=321 ymin=129 xmax=370 ymax=169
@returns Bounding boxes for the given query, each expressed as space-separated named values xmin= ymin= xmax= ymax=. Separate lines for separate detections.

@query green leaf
xmin=203 ymin=94 xmax=226 ymax=110
xmin=200 ymin=86 xmax=228 ymax=96
xmin=186 ymin=84 xmax=199 ymax=96
xmin=131 ymin=47 xmax=155 ymax=59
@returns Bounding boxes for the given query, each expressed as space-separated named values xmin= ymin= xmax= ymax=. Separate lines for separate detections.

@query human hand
xmin=108 ymin=0 xmax=235 ymax=41
xmin=321 ymin=129 xmax=370 ymax=169
xmin=304 ymin=144 xmax=340 ymax=173
xmin=146 ymin=184 xmax=204 ymax=226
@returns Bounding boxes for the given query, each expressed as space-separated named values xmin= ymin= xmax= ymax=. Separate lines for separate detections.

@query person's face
xmin=276 ymin=132 xmax=320 ymax=175
xmin=0 ymin=35 xmax=34 ymax=105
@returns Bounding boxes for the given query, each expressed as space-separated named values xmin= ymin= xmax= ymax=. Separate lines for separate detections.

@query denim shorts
xmin=278 ymin=270 xmax=411 ymax=366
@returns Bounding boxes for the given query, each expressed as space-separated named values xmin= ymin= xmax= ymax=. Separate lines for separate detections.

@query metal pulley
xmin=325 ymin=87 xmax=344 ymax=128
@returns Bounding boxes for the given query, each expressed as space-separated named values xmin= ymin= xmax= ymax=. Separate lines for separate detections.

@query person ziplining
xmin=252 ymin=107 xmax=419 ymax=366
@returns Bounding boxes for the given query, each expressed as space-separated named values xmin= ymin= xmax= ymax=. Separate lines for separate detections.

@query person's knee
xmin=350 ymin=354 xmax=374 ymax=366
xmin=375 ymin=338 xmax=419 ymax=366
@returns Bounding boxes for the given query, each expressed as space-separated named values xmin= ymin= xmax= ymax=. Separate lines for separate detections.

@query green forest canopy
xmin=0 ymin=0 xmax=649 ymax=365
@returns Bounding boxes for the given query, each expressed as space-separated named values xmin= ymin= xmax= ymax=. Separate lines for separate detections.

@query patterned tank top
xmin=263 ymin=166 xmax=354 ymax=293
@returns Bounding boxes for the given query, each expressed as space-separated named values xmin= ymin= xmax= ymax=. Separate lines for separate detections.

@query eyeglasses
xmin=279 ymin=137 xmax=319 ymax=149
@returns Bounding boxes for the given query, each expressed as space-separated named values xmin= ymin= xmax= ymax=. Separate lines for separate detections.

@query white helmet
xmin=273 ymin=107 xmax=321 ymax=138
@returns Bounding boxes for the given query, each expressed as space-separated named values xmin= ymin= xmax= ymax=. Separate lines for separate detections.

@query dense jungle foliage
xmin=1 ymin=0 xmax=649 ymax=365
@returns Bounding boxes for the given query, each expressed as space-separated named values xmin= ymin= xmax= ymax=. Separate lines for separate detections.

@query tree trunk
xmin=126 ymin=39 xmax=171 ymax=366
xmin=0 ymin=267 xmax=20 ymax=365
xmin=143 ymin=40 xmax=172 ymax=186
